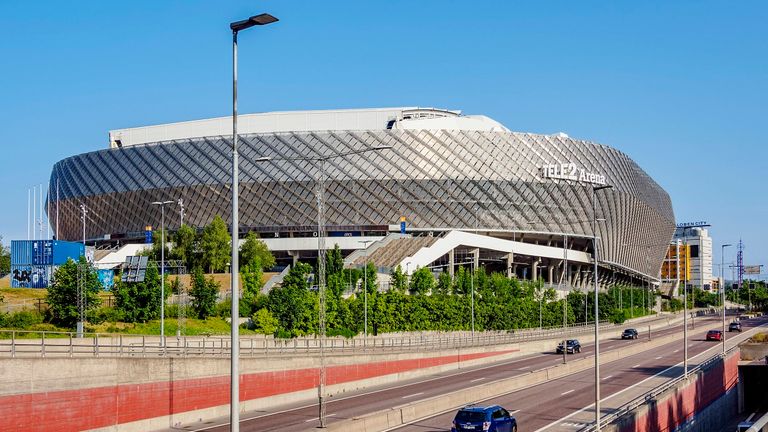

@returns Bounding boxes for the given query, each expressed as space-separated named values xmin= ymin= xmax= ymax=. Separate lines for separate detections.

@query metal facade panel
xmin=11 ymin=240 xmax=52 ymax=266
xmin=51 ymin=241 xmax=85 ymax=265
xmin=49 ymin=130 xmax=675 ymax=277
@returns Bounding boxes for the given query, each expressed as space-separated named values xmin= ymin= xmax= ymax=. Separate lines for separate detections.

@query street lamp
xmin=255 ymin=144 xmax=392 ymax=428
xmin=151 ymin=200 xmax=174 ymax=347
xmin=721 ymin=243 xmax=732 ymax=356
xmin=591 ymin=183 xmax=612 ymax=431
xmin=229 ymin=12 xmax=278 ymax=432
xmin=359 ymin=240 xmax=373 ymax=339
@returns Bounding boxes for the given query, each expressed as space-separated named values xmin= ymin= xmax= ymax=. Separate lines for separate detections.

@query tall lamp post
xmin=229 ymin=13 xmax=278 ymax=432
xmin=151 ymin=200 xmax=174 ymax=347
xmin=591 ymin=184 xmax=612 ymax=431
xmin=359 ymin=240 xmax=373 ymax=338
xmin=721 ymin=243 xmax=732 ymax=356
xmin=255 ymin=145 xmax=392 ymax=427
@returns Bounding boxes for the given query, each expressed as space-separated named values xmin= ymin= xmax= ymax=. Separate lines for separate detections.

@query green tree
xmin=435 ymin=271 xmax=453 ymax=295
xmin=390 ymin=265 xmax=407 ymax=293
xmin=199 ymin=215 xmax=231 ymax=273
xmin=409 ymin=267 xmax=435 ymax=295
xmin=190 ymin=267 xmax=220 ymax=319
xmin=46 ymin=257 xmax=101 ymax=328
xmin=239 ymin=232 xmax=275 ymax=270
xmin=0 ymin=235 xmax=10 ymax=278
xmin=326 ymin=244 xmax=344 ymax=277
xmin=251 ymin=307 xmax=279 ymax=334
xmin=267 ymin=262 xmax=316 ymax=335
xmin=172 ymin=224 xmax=198 ymax=270
xmin=240 ymin=260 xmax=264 ymax=316
xmin=113 ymin=261 xmax=167 ymax=323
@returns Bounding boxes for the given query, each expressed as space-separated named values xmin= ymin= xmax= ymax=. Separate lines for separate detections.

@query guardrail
xmin=0 ymin=316 xmax=668 ymax=359
xmin=579 ymin=344 xmax=737 ymax=431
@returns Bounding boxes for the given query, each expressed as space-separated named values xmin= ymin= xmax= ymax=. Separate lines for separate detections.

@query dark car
xmin=621 ymin=328 xmax=639 ymax=339
xmin=729 ymin=322 xmax=742 ymax=332
xmin=556 ymin=339 xmax=582 ymax=354
xmin=451 ymin=405 xmax=517 ymax=432
xmin=706 ymin=330 xmax=723 ymax=341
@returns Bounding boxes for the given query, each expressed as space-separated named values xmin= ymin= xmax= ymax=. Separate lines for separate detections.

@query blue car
xmin=451 ymin=405 xmax=517 ymax=432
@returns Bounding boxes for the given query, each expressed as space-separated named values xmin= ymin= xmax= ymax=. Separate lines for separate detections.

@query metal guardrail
xmin=0 ymin=316 xmax=668 ymax=359
xmin=578 ymin=345 xmax=737 ymax=431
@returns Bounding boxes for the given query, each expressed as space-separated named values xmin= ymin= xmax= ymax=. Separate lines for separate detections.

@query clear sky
xmin=1 ymin=1 xmax=766 ymax=276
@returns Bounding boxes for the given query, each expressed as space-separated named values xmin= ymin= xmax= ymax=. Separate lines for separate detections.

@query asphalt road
xmin=184 ymin=315 xmax=732 ymax=432
xmin=393 ymin=315 xmax=768 ymax=432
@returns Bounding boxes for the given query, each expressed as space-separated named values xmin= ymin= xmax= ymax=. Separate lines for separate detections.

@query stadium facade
xmin=48 ymin=107 xmax=675 ymax=286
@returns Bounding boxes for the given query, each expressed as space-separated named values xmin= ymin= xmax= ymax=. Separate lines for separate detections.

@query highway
xmin=182 ymin=315 xmax=743 ymax=432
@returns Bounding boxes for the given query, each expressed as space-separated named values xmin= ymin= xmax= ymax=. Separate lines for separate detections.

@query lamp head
xmin=230 ymin=13 xmax=279 ymax=32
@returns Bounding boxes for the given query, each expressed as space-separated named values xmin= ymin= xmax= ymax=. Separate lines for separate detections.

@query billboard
xmin=97 ymin=269 xmax=115 ymax=290
xmin=744 ymin=265 xmax=762 ymax=275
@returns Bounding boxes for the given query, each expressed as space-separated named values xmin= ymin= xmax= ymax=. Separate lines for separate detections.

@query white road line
xmin=561 ymin=389 xmax=575 ymax=396
xmin=402 ymin=392 xmax=424 ymax=399
xmin=470 ymin=377 xmax=486 ymax=383
xmin=633 ymin=363 xmax=642 ymax=368
xmin=601 ymin=375 xmax=613 ymax=381
xmin=655 ymin=356 xmax=663 ymax=359
xmin=518 ymin=366 xmax=531 ymax=370
xmin=673 ymin=349 xmax=680 ymax=353
xmin=304 ymin=413 xmax=336 ymax=423
xmin=509 ymin=409 xmax=521 ymax=415
xmin=533 ymin=321 xmax=768 ymax=432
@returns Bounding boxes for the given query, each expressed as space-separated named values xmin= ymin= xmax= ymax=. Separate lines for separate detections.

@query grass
xmin=749 ymin=332 xmax=768 ymax=343
xmin=89 ymin=317 xmax=259 ymax=336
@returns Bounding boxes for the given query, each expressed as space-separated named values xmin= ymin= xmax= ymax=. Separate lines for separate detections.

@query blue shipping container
xmin=11 ymin=240 xmax=52 ymax=266
xmin=11 ymin=240 xmax=84 ymax=266
xmin=10 ymin=265 xmax=51 ymax=288
xmin=52 ymin=241 xmax=85 ymax=265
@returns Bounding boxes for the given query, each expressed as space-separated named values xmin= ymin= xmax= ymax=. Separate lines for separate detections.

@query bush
xmin=251 ymin=308 xmax=278 ymax=335
xmin=610 ymin=309 xmax=627 ymax=324
xmin=4 ymin=310 xmax=44 ymax=329
xmin=274 ymin=328 xmax=293 ymax=339
xmin=327 ymin=327 xmax=356 ymax=338
xmin=88 ymin=307 xmax=123 ymax=324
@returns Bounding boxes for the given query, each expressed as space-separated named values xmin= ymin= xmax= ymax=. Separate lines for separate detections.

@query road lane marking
xmin=470 ymin=377 xmax=486 ymax=383
xmin=561 ymin=389 xmax=575 ymax=395
xmin=402 ymin=392 xmax=424 ymax=399
xmin=533 ymin=320 xmax=768 ymax=432
xmin=673 ymin=349 xmax=680 ymax=353
xmin=518 ymin=366 xmax=531 ymax=370
xmin=602 ymin=375 xmax=613 ymax=381
xmin=304 ymin=413 xmax=336 ymax=423
xmin=509 ymin=409 xmax=521 ymax=415
xmin=655 ymin=356 xmax=663 ymax=359
xmin=633 ymin=363 xmax=642 ymax=368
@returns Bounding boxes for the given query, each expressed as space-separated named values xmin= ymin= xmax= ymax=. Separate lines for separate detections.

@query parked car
xmin=557 ymin=339 xmax=582 ymax=354
xmin=729 ymin=322 xmax=742 ymax=332
xmin=706 ymin=330 xmax=723 ymax=341
xmin=621 ymin=328 xmax=639 ymax=339
xmin=451 ymin=405 xmax=517 ymax=432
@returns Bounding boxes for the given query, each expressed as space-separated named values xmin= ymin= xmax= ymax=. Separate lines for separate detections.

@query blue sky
xmin=1 ymin=1 xmax=766 ymax=275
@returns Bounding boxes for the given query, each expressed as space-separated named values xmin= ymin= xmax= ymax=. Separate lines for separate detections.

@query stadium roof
xmin=107 ymin=107 xmax=510 ymax=148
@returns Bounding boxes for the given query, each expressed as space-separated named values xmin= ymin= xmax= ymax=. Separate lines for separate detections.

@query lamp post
xmin=721 ymin=243 xmax=732 ymax=356
xmin=359 ymin=240 xmax=373 ymax=339
xmin=151 ymin=200 xmax=174 ymax=346
xmin=562 ymin=233 xmax=569 ymax=364
xmin=591 ymin=184 xmax=612 ymax=431
xmin=229 ymin=13 xmax=278 ymax=432
xmin=255 ymin=145 xmax=392 ymax=428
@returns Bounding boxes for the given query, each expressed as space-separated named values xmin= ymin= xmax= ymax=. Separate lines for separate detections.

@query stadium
xmin=48 ymin=107 xmax=675 ymax=288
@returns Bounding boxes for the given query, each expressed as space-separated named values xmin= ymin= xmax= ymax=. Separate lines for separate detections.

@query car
xmin=621 ymin=328 xmax=639 ymax=339
xmin=706 ymin=330 xmax=723 ymax=341
xmin=729 ymin=322 xmax=742 ymax=332
xmin=451 ymin=405 xmax=517 ymax=432
xmin=556 ymin=339 xmax=582 ymax=354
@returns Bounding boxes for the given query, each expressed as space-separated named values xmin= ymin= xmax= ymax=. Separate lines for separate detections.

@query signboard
xmin=145 ymin=225 xmax=153 ymax=244
xmin=400 ymin=216 xmax=407 ymax=234
xmin=539 ymin=162 xmax=606 ymax=186
xmin=97 ymin=269 xmax=115 ymax=290
xmin=676 ymin=221 xmax=709 ymax=228
xmin=744 ymin=265 xmax=762 ymax=275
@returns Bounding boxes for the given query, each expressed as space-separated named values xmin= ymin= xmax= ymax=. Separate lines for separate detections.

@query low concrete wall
xmin=607 ymin=350 xmax=740 ymax=432
xmin=740 ymin=342 xmax=768 ymax=361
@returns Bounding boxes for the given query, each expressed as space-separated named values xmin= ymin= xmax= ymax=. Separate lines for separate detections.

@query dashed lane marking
xmin=602 ymin=375 xmax=613 ymax=381
xmin=561 ymin=389 xmax=575 ymax=395
xmin=470 ymin=378 xmax=486 ymax=383
xmin=402 ymin=392 xmax=424 ymax=399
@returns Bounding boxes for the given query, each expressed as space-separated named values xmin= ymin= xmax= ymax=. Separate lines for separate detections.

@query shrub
xmin=274 ymin=328 xmax=293 ymax=339
xmin=5 ymin=310 xmax=44 ymax=329
xmin=327 ymin=327 xmax=356 ymax=338
xmin=88 ymin=307 xmax=123 ymax=324
xmin=610 ymin=309 xmax=627 ymax=324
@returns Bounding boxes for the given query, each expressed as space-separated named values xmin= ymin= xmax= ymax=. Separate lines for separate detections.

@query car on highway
xmin=729 ymin=322 xmax=742 ymax=332
xmin=706 ymin=330 xmax=723 ymax=341
xmin=621 ymin=328 xmax=639 ymax=339
xmin=451 ymin=405 xmax=517 ymax=432
xmin=556 ymin=339 xmax=582 ymax=354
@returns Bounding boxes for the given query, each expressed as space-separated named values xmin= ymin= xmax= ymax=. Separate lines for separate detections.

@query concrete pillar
xmin=532 ymin=259 xmax=539 ymax=281
xmin=548 ymin=263 xmax=555 ymax=285
xmin=506 ymin=253 xmax=514 ymax=278
xmin=289 ymin=251 xmax=299 ymax=266
xmin=448 ymin=248 xmax=455 ymax=279
xmin=472 ymin=248 xmax=479 ymax=272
